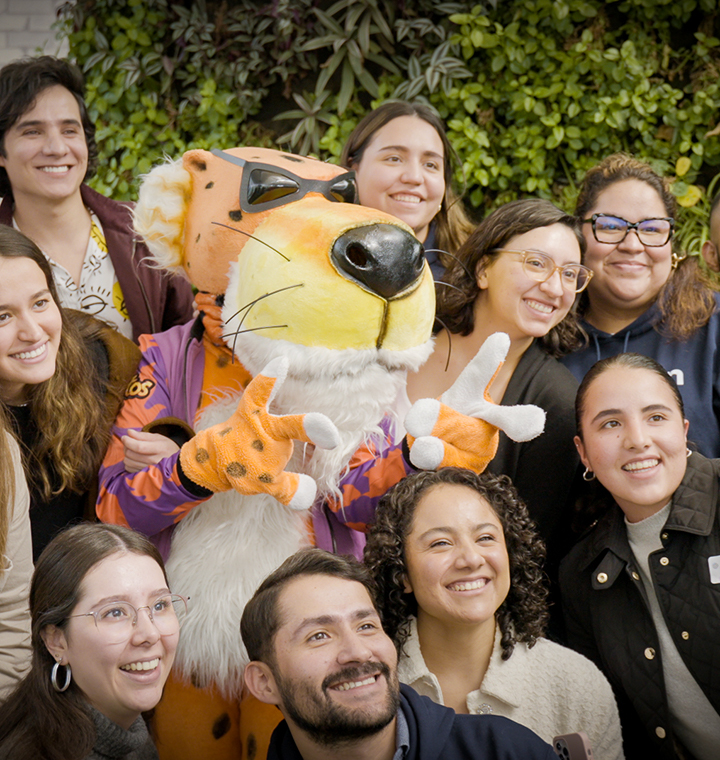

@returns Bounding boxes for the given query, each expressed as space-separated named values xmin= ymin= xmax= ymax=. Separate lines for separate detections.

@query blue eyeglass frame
xmin=210 ymin=148 xmax=358 ymax=213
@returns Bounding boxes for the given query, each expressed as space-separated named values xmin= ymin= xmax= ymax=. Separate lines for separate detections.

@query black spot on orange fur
xmin=227 ymin=462 xmax=247 ymax=477
xmin=247 ymin=733 xmax=257 ymax=759
xmin=196 ymin=449 xmax=209 ymax=464
xmin=195 ymin=233 xmax=201 ymax=243
xmin=212 ymin=712 xmax=231 ymax=740
xmin=219 ymin=427 xmax=232 ymax=437
xmin=258 ymin=473 xmax=273 ymax=483
xmin=229 ymin=209 xmax=242 ymax=221
xmin=216 ymin=354 xmax=229 ymax=369
xmin=205 ymin=181 xmax=214 ymax=189
xmin=281 ymin=154 xmax=304 ymax=163
xmin=251 ymin=439 xmax=264 ymax=452
xmin=190 ymin=159 xmax=207 ymax=171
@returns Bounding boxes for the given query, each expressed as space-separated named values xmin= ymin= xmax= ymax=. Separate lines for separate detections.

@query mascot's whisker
xmin=224 ymin=283 xmax=304 ymax=325
xmin=434 ymin=281 xmax=464 ymax=294
xmin=433 ymin=315 xmax=453 ymax=372
xmin=425 ymin=248 xmax=473 ymax=282
xmin=223 ymin=322 xmax=289 ymax=361
xmin=211 ymin=220 xmax=290 ymax=262
xmin=223 ymin=284 xmax=302 ymax=358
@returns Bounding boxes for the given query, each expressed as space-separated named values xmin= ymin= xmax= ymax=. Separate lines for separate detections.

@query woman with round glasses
xmin=404 ymin=197 xmax=590 ymax=559
xmin=561 ymin=153 xmax=720 ymax=457
xmin=0 ymin=523 xmax=184 ymax=759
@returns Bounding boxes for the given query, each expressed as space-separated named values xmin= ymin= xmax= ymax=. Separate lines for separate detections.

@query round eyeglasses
xmin=583 ymin=214 xmax=674 ymax=247
xmin=68 ymin=594 xmax=188 ymax=643
xmin=493 ymin=249 xmax=594 ymax=293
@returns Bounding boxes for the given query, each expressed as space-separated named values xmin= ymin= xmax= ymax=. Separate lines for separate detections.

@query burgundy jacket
xmin=0 ymin=185 xmax=193 ymax=341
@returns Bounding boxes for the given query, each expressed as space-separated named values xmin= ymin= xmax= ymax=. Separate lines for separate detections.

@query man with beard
xmin=242 ymin=548 xmax=556 ymax=760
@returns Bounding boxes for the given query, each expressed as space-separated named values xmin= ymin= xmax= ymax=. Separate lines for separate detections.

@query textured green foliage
xmin=59 ymin=0 xmax=720 ymax=253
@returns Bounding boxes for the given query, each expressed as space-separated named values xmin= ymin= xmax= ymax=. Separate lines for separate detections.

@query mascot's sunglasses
xmin=211 ymin=148 xmax=358 ymax=213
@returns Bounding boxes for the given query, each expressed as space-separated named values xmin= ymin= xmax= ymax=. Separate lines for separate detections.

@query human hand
xmin=122 ymin=429 xmax=181 ymax=473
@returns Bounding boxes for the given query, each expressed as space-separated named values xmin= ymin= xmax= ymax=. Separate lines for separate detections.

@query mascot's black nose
xmin=331 ymin=224 xmax=425 ymax=300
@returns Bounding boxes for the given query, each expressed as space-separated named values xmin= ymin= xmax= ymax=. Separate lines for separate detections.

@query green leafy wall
xmin=57 ymin=0 xmax=720 ymax=253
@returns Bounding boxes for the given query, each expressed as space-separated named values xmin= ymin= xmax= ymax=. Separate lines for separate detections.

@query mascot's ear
xmin=133 ymin=156 xmax=193 ymax=276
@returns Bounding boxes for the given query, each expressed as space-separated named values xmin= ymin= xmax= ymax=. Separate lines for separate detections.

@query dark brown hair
xmin=0 ymin=56 xmax=97 ymax=198
xmin=0 ymin=227 xmax=110 ymax=500
xmin=575 ymin=153 xmax=717 ymax=340
xmin=0 ymin=524 xmax=166 ymax=759
xmin=241 ymin=547 xmax=379 ymax=666
xmin=437 ymin=198 xmax=586 ymax=357
xmin=341 ymin=101 xmax=474 ymax=260
xmin=364 ymin=467 xmax=548 ymax=661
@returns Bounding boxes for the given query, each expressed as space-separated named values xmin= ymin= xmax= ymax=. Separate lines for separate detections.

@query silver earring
xmin=51 ymin=660 xmax=72 ymax=692
xmin=687 ymin=447 xmax=692 ymax=458
xmin=582 ymin=467 xmax=596 ymax=482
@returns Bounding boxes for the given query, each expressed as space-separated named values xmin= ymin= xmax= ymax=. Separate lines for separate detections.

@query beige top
xmin=0 ymin=434 xmax=32 ymax=700
xmin=399 ymin=617 xmax=625 ymax=760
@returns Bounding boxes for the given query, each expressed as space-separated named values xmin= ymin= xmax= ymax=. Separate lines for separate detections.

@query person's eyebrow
xmin=590 ymin=403 xmax=673 ymax=425
xmin=376 ymin=144 xmax=443 ymax=160
xmin=0 ymin=289 xmax=52 ymax=311
xmin=12 ymin=117 xmax=82 ymax=130
xmin=417 ymin=523 xmax=498 ymax=542
xmin=86 ymin=588 xmax=171 ymax=609
xmin=291 ymin=608 xmax=380 ymax=639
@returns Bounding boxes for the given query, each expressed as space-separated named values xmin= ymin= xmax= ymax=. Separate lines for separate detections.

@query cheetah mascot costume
xmin=97 ymin=147 xmax=545 ymax=759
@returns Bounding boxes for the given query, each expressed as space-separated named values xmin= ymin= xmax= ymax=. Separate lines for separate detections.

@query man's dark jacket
xmin=561 ymin=452 xmax=720 ymax=759
xmin=0 ymin=185 xmax=193 ymax=341
xmin=266 ymin=683 xmax=555 ymax=759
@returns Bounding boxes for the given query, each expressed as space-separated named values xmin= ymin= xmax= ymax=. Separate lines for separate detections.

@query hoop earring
xmin=51 ymin=661 xmax=72 ymax=692
xmin=582 ymin=467 xmax=596 ymax=482
xmin=687 ymin=447 xmax=692 ymax=458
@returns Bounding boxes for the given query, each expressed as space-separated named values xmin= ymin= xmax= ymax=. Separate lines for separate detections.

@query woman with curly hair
xmin=365 ymin=467 xmax=624 ymax=759
xmin=0 ymin=226 xmax=138 ymax=560
xmin=562 ymin=153 xmax=720 ymax=458
xmin=341 ymin=101 xmax=474 ymax=280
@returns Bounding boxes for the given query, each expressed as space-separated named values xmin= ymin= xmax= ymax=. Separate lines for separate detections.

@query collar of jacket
xmin=575 ymin=452 xmax=718 ymax=590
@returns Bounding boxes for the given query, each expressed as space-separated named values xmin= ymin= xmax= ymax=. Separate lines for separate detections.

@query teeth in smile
xmin=526 ymin=300 xmax=553 ymax=314
xmin=13 ymin=345 xmax=46 ymax=360
xmin=120 ymin=658 xmax=159 ymax=672
xmin=392 ymin=194 xmax=421 ymax=204
xmin=335 ymin=676 xmax=377 ymax=691
xmin=449 ymin=579 xmax=488 ymax=591
xmin=40 ymin=166 xmax=70 ymax=173
xmin=623 ymin=459 xmax=659 ymax=472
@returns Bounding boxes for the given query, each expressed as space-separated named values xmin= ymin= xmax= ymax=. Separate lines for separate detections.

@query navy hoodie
xmin=561 ymin=294 xmax=720 ymax=458
xmin=266 ymin=683 xmax=555 ymax=759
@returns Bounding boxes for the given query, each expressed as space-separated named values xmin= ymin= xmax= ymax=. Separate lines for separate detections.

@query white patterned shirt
xmin=14 ymin=212 xmax=133 ymax=339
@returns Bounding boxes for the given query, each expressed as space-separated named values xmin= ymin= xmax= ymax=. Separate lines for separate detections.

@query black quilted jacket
xmin=560 ymin=452 xmax=720 ymax=760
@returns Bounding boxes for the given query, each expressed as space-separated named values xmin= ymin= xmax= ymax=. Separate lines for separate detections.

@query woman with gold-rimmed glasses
xmin=0 ymin=523 xmax=186 ymax=760
xmin=404 ymin=197 xmax=588 ymax=568
xmin=562 ymin=153 xmax=720 ymax=459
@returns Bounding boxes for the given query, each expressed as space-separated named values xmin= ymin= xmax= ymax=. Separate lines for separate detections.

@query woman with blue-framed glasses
xmin=561 ymin=153 xmax=720 ymax=458
xmin=0 ymin=523 xmax=186 ymax=759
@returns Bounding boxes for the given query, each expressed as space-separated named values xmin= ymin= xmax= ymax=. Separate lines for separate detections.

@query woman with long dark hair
xmin=341 ymin=101 xmax=474 ymax=279
xmin=0 ymin=523 xmax=184 ymax=759
xmin=0 ymin=226 xmax=138 ymax=559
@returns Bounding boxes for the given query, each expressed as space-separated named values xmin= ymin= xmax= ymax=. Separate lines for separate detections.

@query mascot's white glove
xmin=180 ymin=357 xmax=340 ymax=509
xmin=405 ymin=332 xmax=546 ymax=472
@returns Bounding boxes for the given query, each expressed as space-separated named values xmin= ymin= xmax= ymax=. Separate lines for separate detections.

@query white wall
xmin=0 ymin=0 xmax=68 ymax=66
